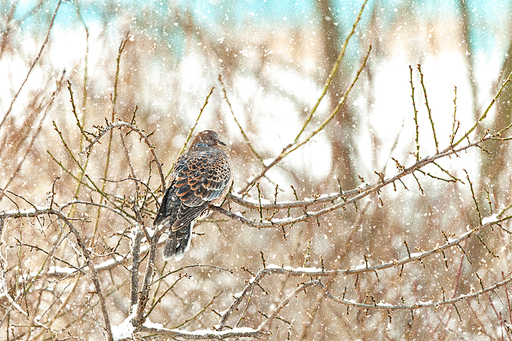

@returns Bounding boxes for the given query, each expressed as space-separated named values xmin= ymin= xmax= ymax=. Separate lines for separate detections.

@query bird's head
xmin=191 ymin=130 xmax=226 ymax=148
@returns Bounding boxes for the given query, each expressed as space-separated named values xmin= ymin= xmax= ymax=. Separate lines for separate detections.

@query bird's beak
xmin=217 ymin=139 xmax=226 ymax=146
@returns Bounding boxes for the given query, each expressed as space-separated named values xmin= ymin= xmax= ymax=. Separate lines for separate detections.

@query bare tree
xmin=1 ymin=1 xmax=512 ymax=340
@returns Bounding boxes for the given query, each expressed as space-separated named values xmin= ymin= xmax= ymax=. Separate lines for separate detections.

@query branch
xmin=135 ymin=325 xmax=261 ymax=340
xmin=217 ymin=216 xmax=504 ymax=328
xmin=320 ymin=272 xmax=512 ymax=310
xmin=80 ymin=121 xmax=165 ymax=191
xmin=452 ymin=69 xmax=512 ymax=148
xmin=238 ymin=43 xmax=372 ymax=195
xmin=294 ymin=0 xmax=369 ymax=143
xmin=0 ymin=0 xmax=63 ymax=131
xmin=223 ymin=136 xmax=494 ymax=228
xmin=44 ymin=210 xmax=113 ymax=341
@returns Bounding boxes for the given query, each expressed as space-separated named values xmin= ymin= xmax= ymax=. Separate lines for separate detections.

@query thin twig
xmin=294 ymin=0 xmax=369 ymax=143
xmin=239 ymin=44 xmax=372 ymax=195
xmin=417 ymin=64 xmax=439 ymax=153
xmin=174 ymin=87 xmax=215 ymax=167
xmin=409 ymin=65 xmax=420 ymax=161
xmin=0 ymin=0 xmax=63 ymax=131
xmin=0 ymin=71 xmax=65 ymax=198
xmin=81 ymin=121 xmax=165 ymax=191
xmin=453 ymin=70 xmax=512 ymax=148
xmin=219 ymin=74 xmax=265 ymax=166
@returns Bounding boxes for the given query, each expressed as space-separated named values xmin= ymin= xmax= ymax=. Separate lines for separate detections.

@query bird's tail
xmin=163 ymin=223 xmax=193 ymax=261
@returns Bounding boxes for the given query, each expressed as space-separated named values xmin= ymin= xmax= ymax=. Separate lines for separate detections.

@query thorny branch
xmin=80 ymin=120 xmax=166 ymax=192
xmin=215 ymin=215 xmax=508 ymax=329
xmin=0 ymin=207 xmax=114 ymax=341
xmin=220 ymin=135 xmax=499 ymax=228
xmin=319 ymin=273 xmax=512 ymax=310
xmin=2 ymin=3 xmax=512 ymax=340
xmin=2 ymin=57 xmax=511 ymax=338
xmin=238 ymin=42 xmax=372 ymax=195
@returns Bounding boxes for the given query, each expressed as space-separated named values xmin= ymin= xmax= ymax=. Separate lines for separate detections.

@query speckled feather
xmin=154 ymin=130 xmax=231 ymax=261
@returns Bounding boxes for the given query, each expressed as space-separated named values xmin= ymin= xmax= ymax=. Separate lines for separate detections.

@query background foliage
xmin=1 ymin=0 xmax=512 ymax=339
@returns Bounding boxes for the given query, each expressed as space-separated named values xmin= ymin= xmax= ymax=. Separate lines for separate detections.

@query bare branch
xmin=80 ymin=121 xmax=165 ymax=192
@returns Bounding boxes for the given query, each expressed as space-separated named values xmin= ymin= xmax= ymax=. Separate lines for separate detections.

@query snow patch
xmin=482 ymin=214 xmax=499 ymax=225
xmin=47 ymin=266 xmax=76 ymax=275
xmin=112 ymin=308 xmax=137 ymax=341
xmin=266 ymin=264 xmax=324 ymax=273
xmin=143 ymin=318 xmax=164 ymax=330
xmin=112 ymin=318 xmax=136 ymax=341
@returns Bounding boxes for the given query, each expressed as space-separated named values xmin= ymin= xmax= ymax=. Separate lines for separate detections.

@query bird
xmin=154 ymin=130 xmax=231 ymax=261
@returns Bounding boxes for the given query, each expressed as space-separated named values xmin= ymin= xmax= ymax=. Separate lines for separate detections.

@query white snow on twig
xmin=170 ymin=327 xmax=258 ymax=337
xmin=143 ymin=318 xmax=164 ymax=329
xmin=482 ymin=214 xmax=499 ymax=225
xmin=266 ymin=264 xmax=324 ymax=273
xmin=112 ymin=316 xmax=136 ymax=341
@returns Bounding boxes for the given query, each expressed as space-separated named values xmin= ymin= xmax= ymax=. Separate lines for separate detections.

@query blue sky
xmin=14 ymin=0 xmax=511 ymax=55
xmin=11 ymin=0 xmax=505 ymax=73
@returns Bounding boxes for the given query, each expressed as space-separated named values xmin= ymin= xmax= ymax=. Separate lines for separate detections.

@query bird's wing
xmin=173 ymin=202 xmax=208 ymax=231
xmin=154 ymin=149 xmax=230 ymax=229
xmin=153 ymin=181 xmax=178 ymax=226
xmin=174 ymin=149 xmax=231 ymax=206
xmin=153 ymin=155 xmax=189 ymax=226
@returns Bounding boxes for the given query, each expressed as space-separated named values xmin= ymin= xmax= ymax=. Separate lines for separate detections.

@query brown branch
xmin=80 ymin=121 xmax=166 ymax=193
xmin=217 ymin=216 xmax=503 ymax=329
xmin=132 ymin=228 xmax=163 ymax=327
xmin=48 ymin=210 xmax=113 ymax=341
xmin=135 ymin=325 xmax=262 ymax=339
xmin=238 ymin=43 xmax=372 ymax=195
xmin=0 ymin=0 xmax=62 ymax=131
xmin=223 ymin=136 xmax=494 ymax=228
xmin=320 ymin=272 xmax=512 ymax=310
